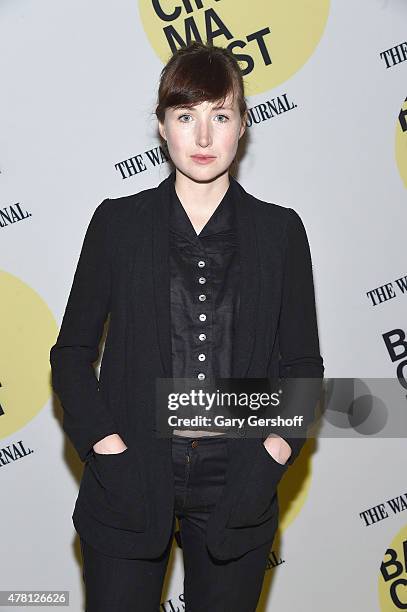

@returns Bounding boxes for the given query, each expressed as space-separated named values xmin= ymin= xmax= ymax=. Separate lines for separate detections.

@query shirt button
xmin=198 ymin=277 xmax=206 ymax=284
xmin=198 ymin=353 xmax=206 ymax=361
xmin=198 ymin=294 xmax=206 ymax=301
xmin=199 ymin=314 xmax=206 ymax=322
xmin=197 ymin=372 xmax=206 ymax=380
xmin=198 ymin=260 xmax=205 ymax=268
xmin=199 ymin=333 xmax=206 ymax=341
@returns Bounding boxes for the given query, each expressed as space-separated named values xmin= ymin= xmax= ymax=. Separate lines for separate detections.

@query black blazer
xmin=50 ymin=170 xmax=324 ymax=561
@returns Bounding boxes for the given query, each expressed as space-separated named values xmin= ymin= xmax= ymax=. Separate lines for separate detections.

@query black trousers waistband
xmin=171 ymin=433 xmax=228 ymax=446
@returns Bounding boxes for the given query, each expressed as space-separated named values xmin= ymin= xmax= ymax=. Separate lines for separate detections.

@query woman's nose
xmin=195 ymin=121 xmax=212 ymax=147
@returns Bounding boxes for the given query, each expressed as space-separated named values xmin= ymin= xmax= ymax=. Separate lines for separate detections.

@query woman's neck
xmin=174 ymin=169 xmax=230 ymax=235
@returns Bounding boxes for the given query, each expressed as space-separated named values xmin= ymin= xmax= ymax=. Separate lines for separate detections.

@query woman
xmin=50 ymin=41 xmax=324 ymax=611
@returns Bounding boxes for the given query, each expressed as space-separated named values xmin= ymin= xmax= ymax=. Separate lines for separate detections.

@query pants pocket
xmin=226 ymin=441 xmax=288 ymax=528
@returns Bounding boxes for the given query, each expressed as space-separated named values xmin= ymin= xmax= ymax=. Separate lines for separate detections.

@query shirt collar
xmin=169 ymin=170 xmax=235 ymax=245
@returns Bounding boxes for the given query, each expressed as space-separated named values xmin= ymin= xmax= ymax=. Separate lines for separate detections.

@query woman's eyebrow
xmin=212 ymin=104 xmax=234 ymax=110
xmin=174 ymin=104 xmax=234 ymax=111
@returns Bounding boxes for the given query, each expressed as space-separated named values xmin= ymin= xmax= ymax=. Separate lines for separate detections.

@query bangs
xmin=163 ymin=54 xmax=237 ymax=111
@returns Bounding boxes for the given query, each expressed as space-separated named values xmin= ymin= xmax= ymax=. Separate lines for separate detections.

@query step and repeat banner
xmin=1 ymin=1 xmax=406 ymax=610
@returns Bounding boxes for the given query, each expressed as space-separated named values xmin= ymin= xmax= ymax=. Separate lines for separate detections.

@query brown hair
xmin=155 ymin=41 xmax=248 ymax=124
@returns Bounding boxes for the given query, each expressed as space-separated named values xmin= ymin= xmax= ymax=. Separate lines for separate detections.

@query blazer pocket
xmin=226 ymin=442 xmax=289 ymax=529
xmin=78 ymin=447 xmax=147 ymax=532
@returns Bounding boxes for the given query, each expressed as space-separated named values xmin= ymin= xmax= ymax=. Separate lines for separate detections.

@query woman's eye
xmin=215 ymin=114 xmax=229 ymax=123
xmin=177 ymin=113 xmax=229 ymax=123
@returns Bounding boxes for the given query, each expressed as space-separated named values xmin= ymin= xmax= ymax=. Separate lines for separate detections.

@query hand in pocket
xmin=93 ymin=433 xmax=128 ymax=455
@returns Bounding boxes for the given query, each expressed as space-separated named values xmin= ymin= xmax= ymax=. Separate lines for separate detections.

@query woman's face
xmin=158 ymin=91 xmax=246 ymax=182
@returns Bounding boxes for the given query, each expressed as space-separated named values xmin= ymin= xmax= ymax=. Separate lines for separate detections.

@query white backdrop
xmin=1 ymin=1 xmax=406 ymax=610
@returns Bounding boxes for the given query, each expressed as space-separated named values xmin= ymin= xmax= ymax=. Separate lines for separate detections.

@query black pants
xmin=79 ymin=435 xmax=273 ymax=611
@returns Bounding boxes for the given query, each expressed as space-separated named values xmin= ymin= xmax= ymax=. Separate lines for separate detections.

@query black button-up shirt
xmin=169 ymin=175 xmax=240 ymax=436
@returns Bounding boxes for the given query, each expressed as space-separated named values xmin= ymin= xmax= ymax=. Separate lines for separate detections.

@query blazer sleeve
xmin=49 ymin=199 xmax=119 ymax=463
xmin=274 ymin=207 xmax=325 ymax=466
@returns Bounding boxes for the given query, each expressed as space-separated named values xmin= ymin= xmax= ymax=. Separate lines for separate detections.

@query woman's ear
xmin=158 ymin=121 xmax=166 ymax=141
xmin=239 ymin=113 xmax=247 ymax=138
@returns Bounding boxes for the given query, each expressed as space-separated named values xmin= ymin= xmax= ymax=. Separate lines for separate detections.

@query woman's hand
xmin=263 ymin=433 xmax=292 ymax=465
xmin=93 ymin=433 xmax=128 ymax=455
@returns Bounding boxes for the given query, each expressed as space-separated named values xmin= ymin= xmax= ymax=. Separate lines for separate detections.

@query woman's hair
xmin=155 ymin=41 xmax=247 ymax=124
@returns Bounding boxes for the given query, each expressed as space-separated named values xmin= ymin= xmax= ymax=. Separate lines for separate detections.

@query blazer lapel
xmin=152 ymin=171 xmax=173 ymax=378
xmin=151 ymin=170 xmax=260 ymax=380
xmin=229 ymin=175 xmax=260 ymax=378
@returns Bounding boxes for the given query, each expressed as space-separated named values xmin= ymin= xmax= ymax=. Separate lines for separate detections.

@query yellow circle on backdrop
xmin=138 ymin=0 xmax=330 ymax=96
xmin=378 ymin=523 xmax=407 ymax=610
xmin=395 ymin=97 xmax=407 ymax=189
xmin=0 ymin=270 xmax=58 ymax=440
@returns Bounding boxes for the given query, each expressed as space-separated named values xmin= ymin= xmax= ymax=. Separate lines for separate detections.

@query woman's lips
xmin=191 ymin=155 xmax=216 ymax=165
